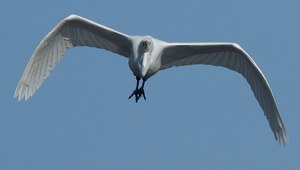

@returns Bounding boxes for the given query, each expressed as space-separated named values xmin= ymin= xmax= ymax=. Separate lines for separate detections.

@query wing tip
xmin=14 ymin=93 xmax=31 ymax=102
xmin=14 ymin=83 xmax=33 ymax=102
xmin=277 ymin=136 xmax=288 ymax=146
xmin=275 ymin=126 xmax=288 ymax=145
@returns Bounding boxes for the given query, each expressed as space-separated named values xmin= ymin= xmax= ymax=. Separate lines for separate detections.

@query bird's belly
xmin=128 ymin=59 xmax=140 ymax=76
xmin=128 ymin=59 xmax=160 ymax=79
xmin=144 ymin=64 xmax=160 ymax=79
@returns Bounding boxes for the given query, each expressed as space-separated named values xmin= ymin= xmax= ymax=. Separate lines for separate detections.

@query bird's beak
xmin=138 ymin=54 xmax=150 ymax=77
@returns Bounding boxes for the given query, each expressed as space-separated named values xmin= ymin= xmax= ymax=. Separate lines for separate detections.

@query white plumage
xmin=14 ymin=14 xmax=288 ymax=144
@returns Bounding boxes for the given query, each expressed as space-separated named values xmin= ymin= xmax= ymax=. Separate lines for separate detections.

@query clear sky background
xmin=1 ymin=0 xmax=299 ymax=169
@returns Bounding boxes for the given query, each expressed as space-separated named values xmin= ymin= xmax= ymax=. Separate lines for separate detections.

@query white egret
xmin=14 ymin=15 xmax=287 ymax=144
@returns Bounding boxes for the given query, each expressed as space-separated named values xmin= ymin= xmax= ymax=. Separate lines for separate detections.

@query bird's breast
xmin=128 ymin=53 xmax=161 ymax=79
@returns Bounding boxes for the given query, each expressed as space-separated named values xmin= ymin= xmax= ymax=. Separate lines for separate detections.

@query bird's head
xmin=137 ymin=37 xmax=153 ymax=77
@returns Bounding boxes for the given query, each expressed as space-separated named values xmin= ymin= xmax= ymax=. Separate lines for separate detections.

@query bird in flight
xmin=14 ymin=14 xmax=287 ymax=144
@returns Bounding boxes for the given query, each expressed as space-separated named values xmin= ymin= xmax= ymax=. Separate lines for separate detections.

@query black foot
xmin=128 ymin=76 xmax=147 ymax=103
xmin=128 ymin=88 xmax=146 ymax=103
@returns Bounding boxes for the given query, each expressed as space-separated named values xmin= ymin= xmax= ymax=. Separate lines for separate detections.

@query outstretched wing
xmin=160 ymin=42 xmax=288 ymax=144
xmin=14 ymin=15 xmax=132 ymax=101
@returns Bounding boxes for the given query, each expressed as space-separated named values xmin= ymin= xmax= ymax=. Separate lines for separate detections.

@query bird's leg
xmin=128 ymin=76 xmax=140 ymax=102
xmin=138 ymin=79 xmax=146 ymax=100
xmin=128 ymin=76 xmax=147 ymax=102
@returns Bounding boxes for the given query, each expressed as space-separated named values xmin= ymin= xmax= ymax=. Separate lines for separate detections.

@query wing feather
xmin=160 ymin=42 xmax=288 ymax=144
xmin=14 ymin=15 xmax=132 ymax=101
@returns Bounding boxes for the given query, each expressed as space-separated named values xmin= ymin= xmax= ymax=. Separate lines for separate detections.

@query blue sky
xmin=1 ymin=0 xmax=300 ymax=169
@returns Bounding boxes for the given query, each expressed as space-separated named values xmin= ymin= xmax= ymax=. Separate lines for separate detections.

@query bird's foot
xmin=128 ymin=88 xmax=146 ymax=103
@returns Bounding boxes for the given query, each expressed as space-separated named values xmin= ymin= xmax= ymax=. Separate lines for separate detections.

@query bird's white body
xmin=129 ymin=36 xmax=165 ymax=79
xmin=14 ymin=14 xmax=288 ymax=144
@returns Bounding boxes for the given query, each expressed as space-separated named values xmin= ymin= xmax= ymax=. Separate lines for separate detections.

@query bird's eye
xmin=142 ymin=40 xmax=151 ymax=46
xmin=147 ymin=40 xmax=152 ymax=46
